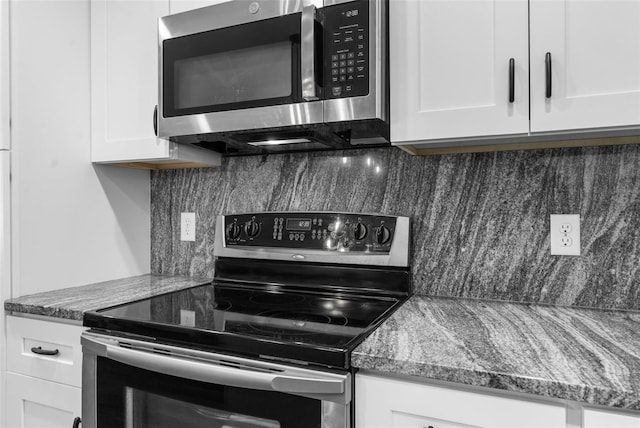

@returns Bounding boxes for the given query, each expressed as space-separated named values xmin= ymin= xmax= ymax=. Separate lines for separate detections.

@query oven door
xmin=158 ymin=0 xmax=323 ymax=139
xmin=81 ymin=332 xmax=350 ymax=428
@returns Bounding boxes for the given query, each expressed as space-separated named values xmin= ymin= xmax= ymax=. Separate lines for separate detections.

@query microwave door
xmin=157 ymin=1 xmax=324 ymax=140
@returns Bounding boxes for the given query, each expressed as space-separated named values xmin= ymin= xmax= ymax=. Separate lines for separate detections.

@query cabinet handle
xmin=508 ymin=58 xmax=515 ymax=103
xmin=30 ymin=346 xmax=59 ymax=356
xmin=153 ymin=105 xmax=158 ymax=136
xmin=545 ymin=52 xmax=552 ymax=98
xmin=72 ymin=417 xmax=81 ymax=428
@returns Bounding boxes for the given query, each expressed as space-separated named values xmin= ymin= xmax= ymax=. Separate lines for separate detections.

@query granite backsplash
xmin=150 ymin=144 xmax=640 ymax=310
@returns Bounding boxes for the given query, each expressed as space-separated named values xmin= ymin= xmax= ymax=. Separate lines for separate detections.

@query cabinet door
xmin=390 ymin=0 xmax=529 ymax=144
xmin=530 ymin=0 xmax=640 ymax=133
xmin=356 ymin=373 xmax=566 ymax=428
xmin=5 ymin=372 xmax=81 ymax=428
xmin=90 ymin=0 xmax=171 ymax=162
xmin=169 ymin=0 xmax=228 ymax=14
xmin=583 ymin=408 xmax=640 ymax=428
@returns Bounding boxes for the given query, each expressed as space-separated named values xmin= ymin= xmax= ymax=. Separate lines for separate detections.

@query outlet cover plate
xmin=550 ymin=214 xmax=580 ymax=256
xmin=181 ymin=212 xmax=196 ymax=241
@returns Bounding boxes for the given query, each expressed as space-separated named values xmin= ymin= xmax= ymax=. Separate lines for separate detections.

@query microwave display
xmin=324 ymin=0 xmax=370 ymax=99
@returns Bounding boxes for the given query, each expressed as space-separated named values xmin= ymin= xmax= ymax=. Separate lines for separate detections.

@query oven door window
xmin=162 ymin=14 xmax=302 ymax=117
xmin=97 ymin=358 xmax=321 ymax=428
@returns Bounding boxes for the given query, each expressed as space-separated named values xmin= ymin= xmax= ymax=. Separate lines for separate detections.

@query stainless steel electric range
xmin=81 ymin=212 xmax=410 ymax=428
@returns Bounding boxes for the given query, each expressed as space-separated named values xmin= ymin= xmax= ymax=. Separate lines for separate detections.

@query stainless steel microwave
xmin=155 ymin=0 xmax=389 ymax=156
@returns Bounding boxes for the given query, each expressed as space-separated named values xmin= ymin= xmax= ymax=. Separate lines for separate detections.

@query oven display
xmin=286 ymin=218 xmax=311 ymax=231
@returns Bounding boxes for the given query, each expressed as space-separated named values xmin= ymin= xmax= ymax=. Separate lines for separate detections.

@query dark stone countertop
xmin=353 ymin=295 xmax=640 ymax=410
xmin=7 ymin=278 xmax=640 ymax=410
xmin=3 ymin=274 xmax=210 ymax=322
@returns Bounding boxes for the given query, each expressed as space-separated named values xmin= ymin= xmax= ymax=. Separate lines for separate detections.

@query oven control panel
xmin=324 ymin=0 xmax=370 ymax=99
xmin=224 ymin=212 xmax=398 ymax=253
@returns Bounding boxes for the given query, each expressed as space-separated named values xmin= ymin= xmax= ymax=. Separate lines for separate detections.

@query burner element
xmin=249 ymin=293 xmax=306 ymax=306
xmin=248 ymin=310 xmax=349 ymax=337
xmin=259 ymin=310 xmax=342 ymax=325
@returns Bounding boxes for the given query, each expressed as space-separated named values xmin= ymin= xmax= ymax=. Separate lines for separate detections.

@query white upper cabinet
xmin=529 ymin=0 xmax=640 ymax=133
xmin=0 ymin=0 xmax=9 ymax=150
xmin=90 ymin=0 xmax=221 ymax=169
xmin=391 ymin=0 xmax=640 ymax=149
xmin=390 ymin=0 xmax=529 ymax=143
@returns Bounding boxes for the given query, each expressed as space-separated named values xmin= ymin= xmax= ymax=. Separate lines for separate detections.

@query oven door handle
xmin=94 ymin=338 xmax=345 ymax=396
xmin=301 ymin=4 xmax=319 ymax=101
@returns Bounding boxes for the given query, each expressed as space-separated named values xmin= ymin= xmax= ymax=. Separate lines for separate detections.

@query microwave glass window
xmin=174 ymin=41 xmax=293 ymax=110
xmin=127 ymin=389 xmax=281 ymax=428
xmin=162 ymin=13 xmax=302 ymax=117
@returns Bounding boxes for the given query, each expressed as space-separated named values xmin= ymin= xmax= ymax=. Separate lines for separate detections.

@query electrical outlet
xmin=550 ymin=214 xmax=580 ymax=256
xmin=181 ymin=212 xmax=196 ymax=241
xmin=560 ymin=236 xmax=572 ymax=247
xmin=559 ymin=223 xmax=572 ymax=234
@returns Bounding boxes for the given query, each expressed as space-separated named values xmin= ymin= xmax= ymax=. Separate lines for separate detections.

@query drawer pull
xmin=30 ymin=346 xmax=60 ymax=356
xmin=72 ymin=417 xmax=81 ymax=428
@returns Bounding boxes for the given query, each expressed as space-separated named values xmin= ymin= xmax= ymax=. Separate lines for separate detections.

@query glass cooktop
xmin=84 ymin=283 xmax=401 ymax=368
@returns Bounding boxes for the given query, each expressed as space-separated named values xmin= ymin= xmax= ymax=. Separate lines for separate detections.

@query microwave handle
xmin=153 ymin=105 xmax=158 ymax=136
xmin=301 ymin=5 xmax=319 ymax=101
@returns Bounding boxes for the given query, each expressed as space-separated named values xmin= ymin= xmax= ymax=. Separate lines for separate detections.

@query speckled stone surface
xmin=3 ymin=274 xmax=210 ymax=321
xmin=150 ymin=144 xmax=640 ymax=310
xmin=353 ymin=295 xmax=640 ymax=409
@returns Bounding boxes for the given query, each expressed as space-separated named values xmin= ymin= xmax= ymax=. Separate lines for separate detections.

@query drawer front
xmin=392 ymin=411 xmax=478 ymax=428
xmin=5 ymin=372 xmax=82 ymax=428
xmin=6 ymin=316 xmax=86 ymax=387
xmin=356 ymin=373 xmax=567 ymax=428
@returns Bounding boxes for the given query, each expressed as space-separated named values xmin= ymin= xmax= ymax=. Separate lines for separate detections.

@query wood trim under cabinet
xmin=111 ymin=161 xmax=218 ymax=170
xmin=398 ymin=135 xmax=640 ymax=156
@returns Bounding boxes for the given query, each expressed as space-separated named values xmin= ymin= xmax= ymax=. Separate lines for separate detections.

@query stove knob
xmin=354 ymin=222 xmax=368 ymax=240
xmin=328 ymin=220 xmax=346 ymax=238
xmin=227 ymin=223 xmax=241 ymax=240
xmin=375 ymin=225 xmax=391 ymax=245
xmin=245 ymin=220 xmax=260 ymax=238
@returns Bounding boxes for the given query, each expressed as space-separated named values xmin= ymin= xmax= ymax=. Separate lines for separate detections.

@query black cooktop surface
xmin=84 ymin=282 xmax=402 ymax=369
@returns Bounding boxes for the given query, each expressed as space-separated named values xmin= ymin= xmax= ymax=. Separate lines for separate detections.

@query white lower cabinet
xmin=356 ymin=373 xmax=640 ymax=428
xmin=5 ymin=316 xmax=85 ymax=428
xmin=5 ymin=372 xmax=81 ymax=428
xmin=356 ymin=373 xmax=566 ymax=428
xmin=582 ymin=408 xmax=640 ymax=428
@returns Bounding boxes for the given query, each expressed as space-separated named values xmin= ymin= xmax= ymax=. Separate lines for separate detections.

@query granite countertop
xmin=7 ymin=277 xmax=640 ymax=409
xmin=3 ymin=274 xmax=211 ymax=322
xmin=353 ymin=295 xmax=640 ymax=410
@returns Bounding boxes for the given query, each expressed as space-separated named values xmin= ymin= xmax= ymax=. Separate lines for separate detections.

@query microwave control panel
xmin=324 ymin=0 xmax=370 ymax=99
xmin=224 ymin=213 xmax=397 ymax=253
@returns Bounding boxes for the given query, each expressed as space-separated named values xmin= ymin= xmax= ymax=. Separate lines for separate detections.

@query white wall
xmin=10 ymin=0 xmax=150 ymax=296
xmin=1 ymin=1 xmax=12 ymax=425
